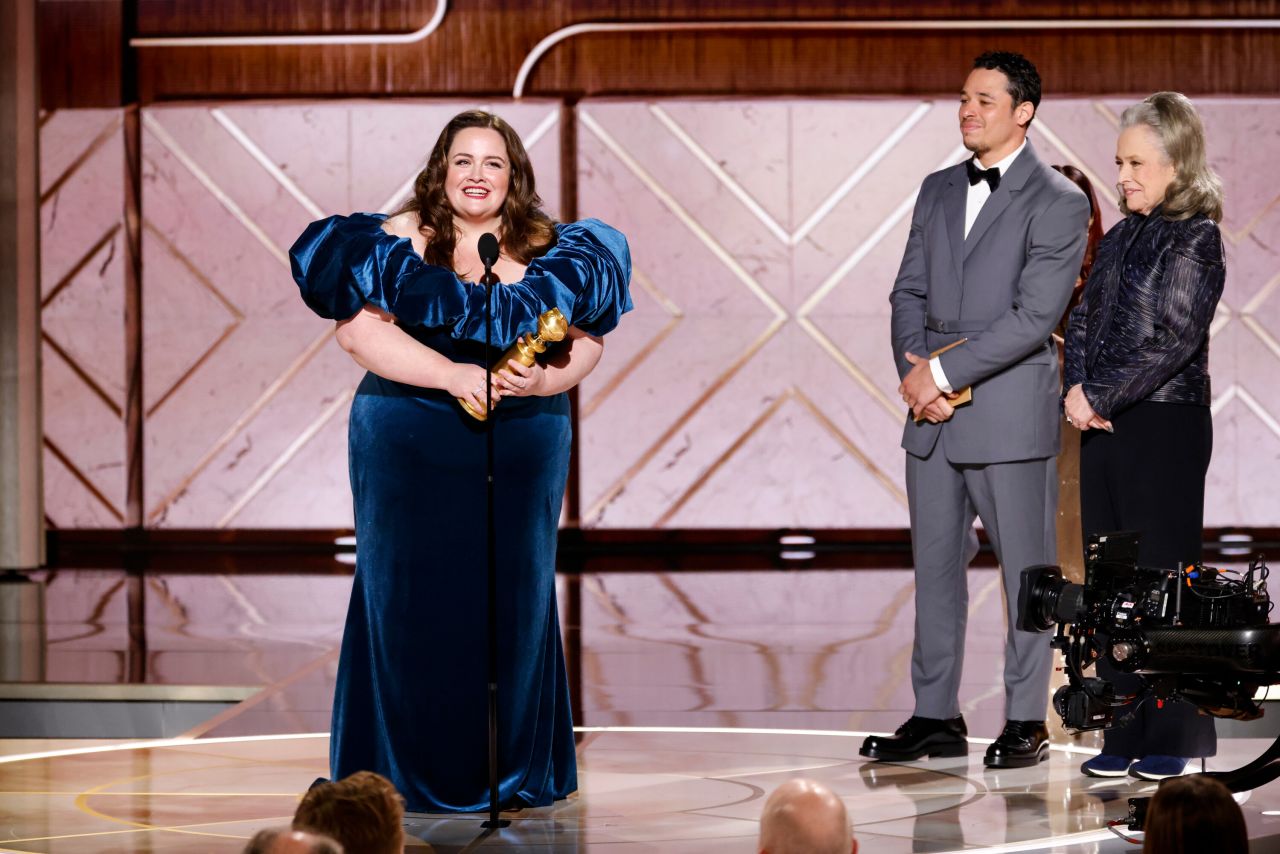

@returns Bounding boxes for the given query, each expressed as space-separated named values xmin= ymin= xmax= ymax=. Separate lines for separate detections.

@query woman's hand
xmin=446 ymin=363 xmax=502 ymax=413
xmin=495 ymin=350 xmax=548 ymax=398
xmin=1064 ymin=384 xmax=1113 ymax=432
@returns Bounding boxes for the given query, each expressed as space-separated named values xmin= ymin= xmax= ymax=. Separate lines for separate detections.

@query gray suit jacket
xmin=890 ymin=139 xmax=1089 ymax=464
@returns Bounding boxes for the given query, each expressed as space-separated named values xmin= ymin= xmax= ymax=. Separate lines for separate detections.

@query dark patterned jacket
xmin=1062 ymin=208 xmax=1225 ymax=420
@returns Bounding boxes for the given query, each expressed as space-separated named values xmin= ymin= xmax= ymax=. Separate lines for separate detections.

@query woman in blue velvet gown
xmin=289 ymin=110 xmax=631 ymax=813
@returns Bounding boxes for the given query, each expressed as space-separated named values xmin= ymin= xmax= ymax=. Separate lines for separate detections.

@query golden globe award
xmin=458 ymin=307 xmax=569 ymax=421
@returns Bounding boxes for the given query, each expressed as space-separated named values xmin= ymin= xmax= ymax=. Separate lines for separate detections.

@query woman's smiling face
xmin=445 ymin=127 xmax=511 ymax=224
xmin=1116 ymin=124 xmax=1176 ymax=216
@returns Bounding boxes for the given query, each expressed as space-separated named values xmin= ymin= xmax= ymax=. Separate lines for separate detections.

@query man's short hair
xmin=973 ymin=50 xmax=1042 ymax=123
xmin=293 ymin=771 xmax=405 ymax=854
xmin=243 ymin=827 xmax=343 ymax=854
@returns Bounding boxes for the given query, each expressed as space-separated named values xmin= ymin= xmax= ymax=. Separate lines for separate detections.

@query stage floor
xmin=7 ymin=567 xmax=1280 ymax=851
xmin=4 ymin=729 xmax=1280 ymax=852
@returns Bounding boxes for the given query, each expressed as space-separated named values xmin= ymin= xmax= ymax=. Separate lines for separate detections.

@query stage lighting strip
xmin=0 ymin=726 xmax=1125 ymax=853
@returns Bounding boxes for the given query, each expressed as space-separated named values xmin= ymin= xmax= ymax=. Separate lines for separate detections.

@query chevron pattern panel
xmin=39 ymin=109 xmax=129 ymax=528
xmin=39 ymin=98 xmax=1280 ymax=530
xmin=575 ymin=97 xmax=1280 ymax=529
xmin=137 ymin=101 xmax=562 ymax=528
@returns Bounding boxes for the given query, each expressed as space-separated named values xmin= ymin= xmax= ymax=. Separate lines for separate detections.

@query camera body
xmin=1019 ymin=532 xmax=1269 ymax=637
xmin=1017 ymin=531 xmax=1274 ymax=732
xmin=1054 ymin=676 xmax=1114 ymax=731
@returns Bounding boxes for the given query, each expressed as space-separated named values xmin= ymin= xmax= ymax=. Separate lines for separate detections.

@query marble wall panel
xmin=39 ymin=109 xmax=127 ymax=528
xmin=40 ymin=97 xmax=1280 ymax=529
xmin=578 ymin=97 xmax=1280 ymax=529
xmin=139 ymin=101 xmax=561 ymax=528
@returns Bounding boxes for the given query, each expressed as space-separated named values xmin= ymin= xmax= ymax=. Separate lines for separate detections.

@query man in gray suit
xmin=860 ymin=51 xmax=1089 ymax=768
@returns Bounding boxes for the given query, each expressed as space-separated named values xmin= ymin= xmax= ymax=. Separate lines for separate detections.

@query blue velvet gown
xmin=290 ymin=214 xmax=631 ymax=813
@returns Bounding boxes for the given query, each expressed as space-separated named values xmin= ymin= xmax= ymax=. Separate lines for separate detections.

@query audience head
xmin=1141 ymin=774 xmax=1247 ymax=854
xmin=243 ymin=828 xmax=342 ymax=854
xmin=293 ymin=771 xmax=405 ymax=854
xmin=758 ymin=778 xmax=855 ymax=854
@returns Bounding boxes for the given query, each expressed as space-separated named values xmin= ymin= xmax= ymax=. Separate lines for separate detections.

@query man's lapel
xmin=964 ymin=139 xmax=1039 ymax=259
xmin=943 ymin=167 xmax=967 ymax=284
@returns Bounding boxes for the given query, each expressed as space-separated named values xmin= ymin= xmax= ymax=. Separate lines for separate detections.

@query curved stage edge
xmin=4 ymin=727 xmax=1280 ymax=852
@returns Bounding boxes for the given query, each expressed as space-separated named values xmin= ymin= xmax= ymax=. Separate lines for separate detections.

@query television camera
xmin=1016 ymin=531 xmax=1280 ymax=826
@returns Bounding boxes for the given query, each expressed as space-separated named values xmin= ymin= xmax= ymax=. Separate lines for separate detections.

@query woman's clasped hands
xmin=1064 ymin=383 xmax=1114 ymax=432
xmin=447 ymin=363 xmax=504 ymax=414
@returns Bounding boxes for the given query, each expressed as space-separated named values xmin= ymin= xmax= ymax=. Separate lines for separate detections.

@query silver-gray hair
xmin=1119 ymin=92 xmax=1224 ymax=222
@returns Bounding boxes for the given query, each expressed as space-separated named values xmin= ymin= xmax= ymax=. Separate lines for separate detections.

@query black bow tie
xmin=966 ymin=158 xmax=1001 ymax=192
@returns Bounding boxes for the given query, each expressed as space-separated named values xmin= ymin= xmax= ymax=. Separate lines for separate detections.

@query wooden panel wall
xmin=38 ymin=0 xmax=1280 ymax=108
xmin=39 ymin=0 xmax=123 ymax=108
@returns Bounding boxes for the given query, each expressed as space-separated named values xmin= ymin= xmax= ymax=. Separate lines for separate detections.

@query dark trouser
xmin=1079 ymin=400 xmax=1216 ymax=758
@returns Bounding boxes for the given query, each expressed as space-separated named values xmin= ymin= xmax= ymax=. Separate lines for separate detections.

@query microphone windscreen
xmin=478 ymin=233 xmax=500 ymax=267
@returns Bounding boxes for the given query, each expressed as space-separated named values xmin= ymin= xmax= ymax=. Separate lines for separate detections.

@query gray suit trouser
xmin=905 ymin=440 xmax=1056 ymax=722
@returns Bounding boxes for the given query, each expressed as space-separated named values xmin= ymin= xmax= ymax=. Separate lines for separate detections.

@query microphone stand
xmin=479 ymin=253 xmax=510 ymax=831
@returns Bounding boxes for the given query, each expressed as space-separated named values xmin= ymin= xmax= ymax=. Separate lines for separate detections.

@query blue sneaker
xmin=1130 ymin=755 xmax=1189 ymax=781
xmin=1081 ymin=754 xmax=1133 ymax=777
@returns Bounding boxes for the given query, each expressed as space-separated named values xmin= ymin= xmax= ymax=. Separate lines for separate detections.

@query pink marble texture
xmin=39 ymin=97 xmax=1280 ymax=530
xmin=138 ymin=101 xmax=561 ymax=528
xmin=30 ymin=569 xmax=352 ymax=691
xmin=30 ymin=569 xmax=130 ymax=683
xmin=577 ymin=568 xmax=1005 ymax=733
xmin=577 ymin=96 xmax=1280 ymax=530
xmin=39 ymin=109 xmax=128 ymax=527
xmin=28 ymin=567 xmax=1008 ymax=736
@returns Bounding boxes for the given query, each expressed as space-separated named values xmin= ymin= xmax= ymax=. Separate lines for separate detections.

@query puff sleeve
xmin=290 ymin=212 xmax=633 ymax=346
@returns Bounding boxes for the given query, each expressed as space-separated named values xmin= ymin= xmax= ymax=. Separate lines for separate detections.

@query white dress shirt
xmin=930 ymin=139 xmax=1027 ymax=394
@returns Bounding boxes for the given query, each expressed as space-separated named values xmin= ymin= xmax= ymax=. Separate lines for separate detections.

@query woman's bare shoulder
xmin=380 ymin=210 xmax=422 ymax=238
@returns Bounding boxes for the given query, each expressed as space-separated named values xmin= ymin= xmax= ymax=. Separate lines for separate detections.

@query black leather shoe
xmin=983 ymin=720 xmax=1050 ymax=768
xmin=859 ymin=715 xmax=968 ymax=761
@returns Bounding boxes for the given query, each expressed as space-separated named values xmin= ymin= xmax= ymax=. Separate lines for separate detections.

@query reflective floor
xmin=5 ymin=568 xmax=1280 ymax=851
xmin=7 ymin=567 xmax=1023 ymax=737
xmin=5 ymin=730 xmax=1280 ymax=852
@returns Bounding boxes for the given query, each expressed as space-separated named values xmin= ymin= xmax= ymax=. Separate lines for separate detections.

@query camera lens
xmin=1018 ymin=565 xmax=1067 ymax=632
xmin=1055 ymin=584 xmax=1086 ymax=623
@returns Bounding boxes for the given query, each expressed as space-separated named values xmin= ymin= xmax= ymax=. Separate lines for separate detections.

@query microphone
xmin=478 ymin=233 xmax=499 ymax=270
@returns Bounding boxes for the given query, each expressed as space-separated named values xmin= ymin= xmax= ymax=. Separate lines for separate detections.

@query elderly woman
xmin=290 ymin=110 xmax=632 ymax=812
xmin=1062 ymin=92 xmax=1225 ymax=781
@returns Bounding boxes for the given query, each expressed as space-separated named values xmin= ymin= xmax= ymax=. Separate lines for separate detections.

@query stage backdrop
xmin=39 ymin=97 xmax=1280 ymax=530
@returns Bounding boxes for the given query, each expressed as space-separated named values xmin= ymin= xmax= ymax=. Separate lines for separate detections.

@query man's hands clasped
xmin=900 ymin=351 xmax=959 ymax=424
